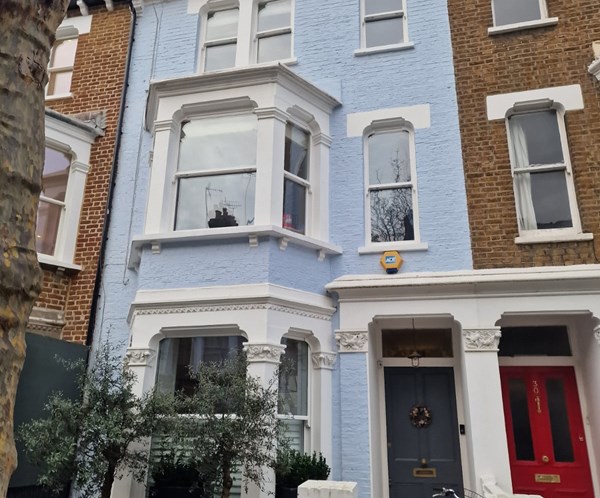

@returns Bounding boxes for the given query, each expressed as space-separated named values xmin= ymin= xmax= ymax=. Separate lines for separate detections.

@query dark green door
xmin=385 ymin=367 xmax=463 ymax=498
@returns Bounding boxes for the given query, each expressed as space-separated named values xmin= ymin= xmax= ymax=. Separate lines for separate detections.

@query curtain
xmin=156 ymin=338 xmax=178 ymax=393
xmin=510 ymin=119 xmax=537 ymax=230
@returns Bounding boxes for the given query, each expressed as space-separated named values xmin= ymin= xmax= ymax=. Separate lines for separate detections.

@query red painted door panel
xmin=500 ymin=367 xmax=594 ymax=498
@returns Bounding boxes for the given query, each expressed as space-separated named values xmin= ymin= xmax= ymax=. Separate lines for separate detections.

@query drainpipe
xmin=86 ymin=0 xmax=136 ymax=346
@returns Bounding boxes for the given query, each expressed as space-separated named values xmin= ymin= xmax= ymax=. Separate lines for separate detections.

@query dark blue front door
xmin=385 ymin=367 xmax=463 ymax=498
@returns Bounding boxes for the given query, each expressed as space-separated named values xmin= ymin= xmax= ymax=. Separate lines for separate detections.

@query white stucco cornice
xmin=145 ymin=63 xmax=341 ymax=130
xmin=128 ymin=283 xmax=336 ymax=324
xmin=326 ymin=265 xmax=600 ymax=300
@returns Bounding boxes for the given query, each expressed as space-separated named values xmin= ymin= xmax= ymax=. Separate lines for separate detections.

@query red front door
xmin=500 ymin=367 xmax=594 ymax=498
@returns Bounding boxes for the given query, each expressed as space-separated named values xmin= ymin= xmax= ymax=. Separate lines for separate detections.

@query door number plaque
xmin=535 ymin=474 xmax=561 ymax=483
xmin=413 ymin=468 xmax=436 ymax=478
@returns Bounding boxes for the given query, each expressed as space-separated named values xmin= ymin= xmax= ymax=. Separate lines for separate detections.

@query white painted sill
xmin=45 ymin=93 xmax=74 ymax=101
xmin=37 ymin=253 xmax=82 ymax=271
xmin=354 ymin=42 xmax=415 ymax=57
xmin=488 ymin=17 xmax=558 ymax=35
xmin=515 ymin=231 xmax=593 ymax=245
xmin=128 ymin=225 xmax=342 ymax=268
xmin=358 ymin=241 xmax=428 ymax=254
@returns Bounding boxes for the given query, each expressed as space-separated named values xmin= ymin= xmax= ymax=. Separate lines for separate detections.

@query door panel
xmin=385 ymin=368 xmax=463 ymax=498
xmin=500 ymin=367 xmax=594 ymax=498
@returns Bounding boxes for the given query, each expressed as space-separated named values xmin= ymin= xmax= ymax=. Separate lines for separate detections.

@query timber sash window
xmin=256 ymin=0 xmax=292 ymax=63
xmin=362 ymin=0 xmax=407 ymax=48
xmin=491 ymin=0 xmax=548 ymax=26
xmin=507 ymin=109 xmax=580 ymax=235
xmin=203 ymin=8 xmax=239 ymax=71
xmin=47 ymin=36 xmax=78 ymax=97
xmin=282 ymin=123 xmax=310 ymax=234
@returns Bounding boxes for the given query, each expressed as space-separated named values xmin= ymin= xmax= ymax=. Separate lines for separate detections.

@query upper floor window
xmin=256 ymin=0 xmax=292 ymax=63
xmin=361 ymin=0 xmax=407 ymax=49
xmin=366 ymin=126 xmax=418 ymax=244
xmin=175 ymin=114 xmax=258 ymax=230
xmin=283 ymin=123 xmax=309 ymax=234
xmin=46 ymin=35 xmax=78 ymax=97
xmin=203 ymin=8 xmax=239 ymax=71
xmin=491 ymin=0 xmax=548 ymax=26
xmin=37 ymin=147 xmax=70 ymax=256
xmin=507 ymin=108 xmax=581 ymax=236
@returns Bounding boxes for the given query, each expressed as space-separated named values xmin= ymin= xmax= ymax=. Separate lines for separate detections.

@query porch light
xmin=408 ymin=350 xmax=422 ymax=368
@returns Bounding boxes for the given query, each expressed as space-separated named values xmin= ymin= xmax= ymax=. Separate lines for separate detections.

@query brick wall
xmin=448 ymin=0 xmax=600 ymax=269
xmin=35 ymin=4 xmax=131 ymax=343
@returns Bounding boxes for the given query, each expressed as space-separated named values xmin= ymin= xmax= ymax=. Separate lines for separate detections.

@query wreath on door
xmin=409 ymin=404 xmax=432 ymax=428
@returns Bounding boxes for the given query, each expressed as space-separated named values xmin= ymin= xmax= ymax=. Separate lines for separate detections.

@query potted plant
xmin=275 ymin=450 xmax=330 ymax=498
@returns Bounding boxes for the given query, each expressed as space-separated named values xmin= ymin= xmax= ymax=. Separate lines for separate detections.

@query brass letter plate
xmin=413 ymin=468 xmax=437 ymax=478
xmin=535 ymin=474 xmax=561 ymax=483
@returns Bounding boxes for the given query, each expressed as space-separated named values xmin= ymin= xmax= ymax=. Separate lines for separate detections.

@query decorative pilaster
xmin=244 ymin=343 xmax=286 ymax=364
xmin=311 ymin=352 xmax=337 ymax=370
xmin=463 ymin=328 xmax=502 ymax=352
xmin=335 ymin=330 xmax=368 ymax=353
xmin=124 ymin=348 xmax=156 ymax=367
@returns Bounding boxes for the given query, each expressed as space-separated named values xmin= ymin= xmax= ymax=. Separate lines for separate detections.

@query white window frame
xmin=506 ymin=104 xmax=586 ymax=244
xmin=253 ymin=0 xmax=294 ymax=65
xmin=488 ymin=0 xmax=558 ymax=35
xmin=39 ymin=112 xmax=97 ymax=269
xmin=46 ymin=27 xmax=79 ymax=100
xmin=278 ymin=336 xmax=311 ymax=453
xmin=358 ymin=0 xmax=411 ymax=54
xmin=195 ymin=0 xmax=296 ymax=72
xmin=362 ymin=118 xmax=423 ymax=252
xmin=282 ymin=121 xmax=311 ymax=235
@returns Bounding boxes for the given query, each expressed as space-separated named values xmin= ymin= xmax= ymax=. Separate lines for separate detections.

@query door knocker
xmin=409 ymin=404 xmax=432 ymax=428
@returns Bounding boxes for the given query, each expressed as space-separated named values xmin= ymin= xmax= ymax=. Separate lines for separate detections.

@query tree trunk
xmin=100 ymin=463 xmax=116 ymax=498
xmin=0 ymin=1 xmax=69 ymax=495
xmin=220 ymin=463 xmax=233 ymax=498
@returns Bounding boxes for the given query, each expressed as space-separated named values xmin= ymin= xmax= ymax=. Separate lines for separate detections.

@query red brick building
xmin=447 ymin=1 xmax=600 ymax=496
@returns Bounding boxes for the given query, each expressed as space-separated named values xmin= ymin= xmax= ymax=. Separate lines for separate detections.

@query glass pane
xmin=529 ymin=170 xmax=572 ymax=229
xmin=257 ymin=0 xmax=291 ymax=32
xmin=508 ymin=378 xmax=535 ymax=461
xmin=368 ymin=130 xmax=411 ymax=185
xmin=178 ymin=115 xmax=257 ymax=172
xmin=42 ymin=147 xmax=70 ymax=201
xmin=283 ymin=179 xmax=306 ymax=234
xmin=546 ymin=378 xmax=574 ymax=462
xmin=36 ymin=200 xmax=62 ymax=256
xmin=382 ymin=329 xmax=453 ymax=358
xmin=50 ymin=38 xmax=77 ymax=69
xmin=365 ymin=0 xmax=402 ymax=15
xmin=175 ymin=173 xmax=256 ymax=230
xmin=206 ymin=8 xmax=239 ymax=41
xmin=370 ymin=187 xmax=414 ymax=242
xmin=499 ymin=326 xmax=572 ymax=357
xmin=48 ymin=71 xmax=73 ymax=96
xmin=285 ymin=124 xmax=309 ymax=179
xmin=365 ymin=17 xmax=403 ymax=48
xmin=156 ymin=336 xmax=245 ymax=396
xmin=257 ymin=33 xmax=292 ymax=63
xmin=494 ymin=0 xmax=542 ymax=25
xmin=509 ymin=111 xmax=564 ymax=167
xmin=205 ymin=43 xmax=237 ymax=71
xmin=278 ymin=339 xmax=308 ymax=416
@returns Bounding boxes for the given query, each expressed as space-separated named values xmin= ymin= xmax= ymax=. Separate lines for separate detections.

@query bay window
xmin=283 ymin=123 xmax=310 ymax=234
xmin=366 ymin=127 xmax=418 ymax=244
xmin=507 ymin=108 xmax=581 ymax=236
xmin=175 ymin=114 xmax=258 ymax=231
xmin=278 ymin=338 xmax=309 ymax=452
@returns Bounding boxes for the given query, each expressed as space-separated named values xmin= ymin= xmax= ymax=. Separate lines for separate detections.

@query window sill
xmin=354 ymin=42 xmax=415 ymax=57
xmin=515 ymin=231 xmax=594 ymax=245
xmin=589 ymin=58 xmax=600 ymax=81
xmin=45 ymin=92 xmax=74 ymax=101
xmin=358 ymin=241 xmax=428 ymax=254
xmin=488 ymin=17 xmax=558 ymax=36
xmin=128 ymin=225 xmax=342 ymax=268
xmin=37 ymin=254 xmax=82 ymax=272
